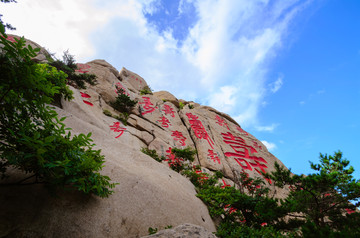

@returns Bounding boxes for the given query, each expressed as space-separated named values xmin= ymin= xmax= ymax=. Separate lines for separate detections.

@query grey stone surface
xmin=142 ymin=223 xmax=217 ymax=238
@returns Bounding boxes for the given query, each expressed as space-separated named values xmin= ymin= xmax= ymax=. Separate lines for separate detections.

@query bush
xmin=139 ymin=86 xmax=152 ymax=95
xmin=111 ymin=88 xmax=137 ymax=113
xmin=141 ymin=148 xmax=165 ymax=162
xmin=166 ymin=147 xmax=196 ymax=172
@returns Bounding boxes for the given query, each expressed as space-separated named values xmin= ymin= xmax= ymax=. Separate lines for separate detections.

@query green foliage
xmin=182 ymin=166 xmax=220 ymax=188
xmin=111 ymin=88 xmax=137 ymax=113
xmin=116 ymin=112 xmax=130 ymax=126
xmin=49 ymin=50 xmax=97 ymax=89
xmin=196 ymin=172 xmax=286 ymax=238
xmin=167 ymin=147 xmax=197 ymax=172
xmin=266 ymin=151 xmax=360 ymax=236
xmin=179 ymin=102 xmax=184 ymax=109
xmin=0 ymin=26 xmax=116 ymax=197
xmin=141 ymin=148 xmax=165 ymax=162
xmin=148 ymin=227 xmax=158 ymax=235
xmin=103 ymin=109 xmax=129 ymax=125
xmin=147 ymin=225 xmax=172 ymax=235
xmin=171 ymin=147 xmax=196 ymax=162
xmin=139 ymin=86 xmax=152 ymax=95
xmin=188 ymin=104 xmax=194 ymax=109
xmin=103 ymin=109 xmax=113 ymax=117
xmin=216 ymin=222 xmax=289 ymax=238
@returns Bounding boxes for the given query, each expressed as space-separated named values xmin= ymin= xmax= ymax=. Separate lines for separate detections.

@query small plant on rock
xmin=111 ymin=87 xmax=137 ymax=113
xmin=148 ymin=227 xmax=158 ymax=235
xmin=141 ymin=148 xmax=165 ymax=162
xmin=140 ymin=86 xmax=153 ymax=95
xmin=166 ymin=147 xmax=197 ymax=172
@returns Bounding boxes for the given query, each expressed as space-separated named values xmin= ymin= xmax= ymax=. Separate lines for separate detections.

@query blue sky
xmin=2 ymin=0 xmax=359 ymax=178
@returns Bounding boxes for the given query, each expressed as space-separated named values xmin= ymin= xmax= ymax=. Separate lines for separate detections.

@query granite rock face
xmin=142 ymin=224 xmax=217 ymax=238
xmin=0 ymin=36 xmax=289 ymax=237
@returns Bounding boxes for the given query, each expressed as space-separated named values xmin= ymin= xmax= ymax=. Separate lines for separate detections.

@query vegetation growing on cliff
xmin=163 ymin=148 xmax=360 ymax=237
xmin=0 ymin=21 xmax=117 ymax=198
xmin=210 ymin=152 xmax=360 ymax=237
xmin=49 ymin=50 xmax=97 ymax=89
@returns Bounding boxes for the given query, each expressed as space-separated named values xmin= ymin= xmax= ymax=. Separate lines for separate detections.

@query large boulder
xmin=0 ymin=36 xmax=291 ymax=237
xmin=0 ymin=106 xmax=216 ymax=238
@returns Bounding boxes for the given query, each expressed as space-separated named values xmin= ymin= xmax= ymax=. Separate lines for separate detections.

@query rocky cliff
xmin=0 ymin=35 xmax=289 ymax=238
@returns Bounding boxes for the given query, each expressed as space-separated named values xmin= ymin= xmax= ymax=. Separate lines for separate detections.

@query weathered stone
xmin=153 ymin=90 xmax=180 ymax=107
xmin=120 ymin=67 xmax=149 ymax=92
xmin=141 ymin=223 xmax=217 ymax=238
xmin=85 ymin=60 xmax=129 ymax=105
xmin=0 ymin=37 xmax=293 ymax=237
xmin=0 ymin=107 xmax=216 ymax=238
xmin=87 ymin=59 xmax=120 ymax=79
xmin=6 ymin=34 xmax=51 ymax=63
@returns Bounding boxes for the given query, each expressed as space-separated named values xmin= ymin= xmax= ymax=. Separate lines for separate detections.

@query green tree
xmin=49 ymin=50 xmax=97 ymax=89
xmin=0 ymin=20 xmax=117 ymax=197
xmin=267 ymin=151 xmax=360 ymax=236
xmin=196 ymin=172 xmax=288 ymax=238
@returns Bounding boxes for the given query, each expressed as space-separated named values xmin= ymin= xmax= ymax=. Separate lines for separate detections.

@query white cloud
xmin=261 ymin=140 xmax=277 ymax=151
xmin=208 ymin=85 xmax=237 ymax=113
xmin=269 ymin=76 xmax=284 ymax=93
xmin=2 ymin=0 xmax=312 ymax=128
xmin=2 ymin=0 xmax=116 ymax=60
xmin=255 ymin=123 xmax=279 ymax=132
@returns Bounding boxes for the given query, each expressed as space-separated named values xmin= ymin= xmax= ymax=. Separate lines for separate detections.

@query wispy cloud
xmin=3 ymin=0 xmax=312 ymax=129
xmin=261 ymin=140 xmax=277 ymax=151
xmin=255 ymin=123 xmax=279 ymax=132
xmin=269 ymin=75 xmax=284 ymax=93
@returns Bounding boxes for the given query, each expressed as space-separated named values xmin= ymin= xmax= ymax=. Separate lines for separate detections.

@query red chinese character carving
xmin=139 ymin=97 xmax=156 ymax=115
xmin=221 ymin=132 xmax=271 ymax=184
xmin=115 ymin=82 xmax=129 ymax=96
xmin=80 ymin=92 xmax=91 ymax=98
xmin=158 ymin=116 xmax=171 ymax=128
xmin=171 ymin=131 xmax=187 ymax=146
xmin=221 ymin=179 xmax=231 ymax=188
xmin=222 ymin=132 xmax=258 ymax=155
xmin=2 ymin=35 xmax=17 ymax=43
xmin=207 ymin=149 xmax=221 ymax=164
xmin=233 ymin=158 xmax=253 ymax=170
xmin=163 ymin=104 xmax=175 ymax=117
xmin=215 ymin=115 xmax=229 ymax=130
xmin=194 ymin=167 xmax=209 ymax=181
xmin=164 ymin=147 xmax=183 ymax=167
xmin=252 ymin=141 xmax=263 ymax=151
xmin=109 ymin=122 xmax=126 ymax=138
xmin=186 ymin=113 xmax=214 ymax=149
xmin=224 ymin=204 xmax=237 ymax=214
xmin=345 ymin=208 xmax=355 ymax=214
xmin=75 ymin=63 xmax=91 ymax=74
xmin=83 ymin=100 xmax=93 ymax=106
xmin=236 ymin=126 xmax=248 ymax=135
